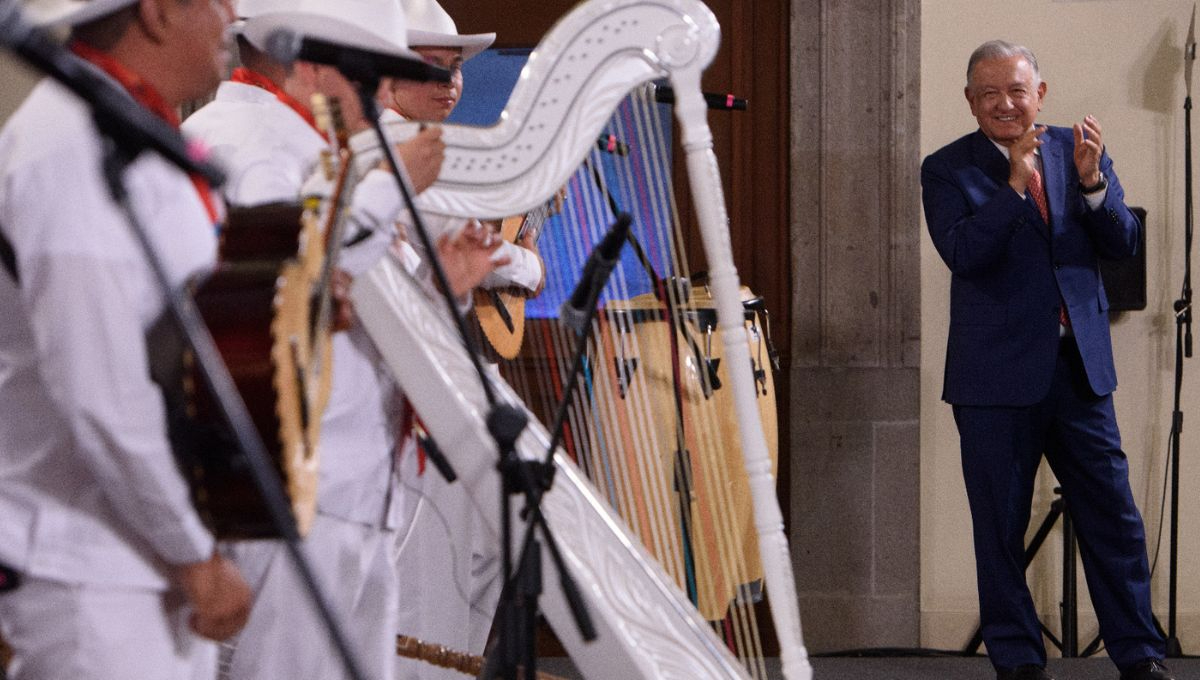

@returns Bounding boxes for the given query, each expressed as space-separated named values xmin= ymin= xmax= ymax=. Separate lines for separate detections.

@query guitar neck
xmin=516 ymin=204 xmax=553 ymax=244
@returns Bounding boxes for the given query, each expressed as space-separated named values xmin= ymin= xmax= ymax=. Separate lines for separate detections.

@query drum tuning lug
xmin=663 ymin=275 xmax=692 ymax=304
xmin=702 ymin=357 xmax=721 ymax=397
xmin=752 ymin=360 xmax=768 ymax=396
xmin=613 ymin=357 xmax=639 ymax=399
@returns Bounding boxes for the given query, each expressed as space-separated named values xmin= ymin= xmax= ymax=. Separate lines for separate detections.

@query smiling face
xmin=964 ymin=55 xmax=1046 ymax=146
xmin=385 ymin=46 xmax=464 ymax=122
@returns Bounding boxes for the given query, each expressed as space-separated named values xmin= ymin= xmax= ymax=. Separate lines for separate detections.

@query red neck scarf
xmin=230 ymin=67 xmax=326 ymax=139
xmin=70 ymin=41 xmax=221 ymax=226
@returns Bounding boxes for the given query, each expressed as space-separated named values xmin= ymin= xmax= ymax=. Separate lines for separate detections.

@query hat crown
xmin=399 ymin=0 xmax=494 ymax=59
xmin=402 ymin=0 xmax=459 ymax=36
xmin=236 ymin=0 xmax=291 ymax=20
xmin=242 ymin=0 xmax=412 ymax=59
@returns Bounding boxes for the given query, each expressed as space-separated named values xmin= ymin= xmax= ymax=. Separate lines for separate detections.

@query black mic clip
xmin=596 ymin=134 xmax=630 ymax=156
xmin=653 ymin=83 xmax=748 ymax=111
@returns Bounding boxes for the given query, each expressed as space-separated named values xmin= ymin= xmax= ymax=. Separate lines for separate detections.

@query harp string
xmin=621 ymin=87 xmax=769 ymax=676
xmin=487 ymin=85 xmax=775 ymax=678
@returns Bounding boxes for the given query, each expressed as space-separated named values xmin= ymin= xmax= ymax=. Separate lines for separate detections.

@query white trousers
xmin=393 ymin=442 xmax=502 ymax=680
xmin=0 ymin=577 xmax=217 ymax=680
xmin=221 ymin=513 xmax=398 ymax=680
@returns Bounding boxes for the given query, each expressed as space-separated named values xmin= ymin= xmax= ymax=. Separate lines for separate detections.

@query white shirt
xmin=182 ymin=81 xmax=327 ymax=206
xmin=185 ymin=82 xmax=407 ymax=528
xmin=0 ymin=79 xmax=217 ymax=588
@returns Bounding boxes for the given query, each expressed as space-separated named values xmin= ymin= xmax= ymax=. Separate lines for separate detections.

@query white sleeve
xmin=1083 ymin=185 xmax=1108 ymax=211
xmin=222 ymin=151 xmax=307 ymax=207
xmin=331 ymin=169 xmax=406 ymax=277
xmin=480 ymin=240 xmax=544 ymax=292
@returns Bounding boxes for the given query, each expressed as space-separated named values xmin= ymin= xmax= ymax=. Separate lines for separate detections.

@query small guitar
xmin=473 ymin=193 xmax=561 ymax=359
xmin=154 ymin=95 xmax=354 ymax=539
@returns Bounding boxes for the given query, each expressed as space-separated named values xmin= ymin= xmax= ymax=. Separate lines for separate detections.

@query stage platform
xmin=537 ymin=656 xmax=1200 ymax=679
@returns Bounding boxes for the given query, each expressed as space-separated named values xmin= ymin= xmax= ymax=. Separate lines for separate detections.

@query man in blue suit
xmin=922 ymin=41 xmax=1172 ymax=680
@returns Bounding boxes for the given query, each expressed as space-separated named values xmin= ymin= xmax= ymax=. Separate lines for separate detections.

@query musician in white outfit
xmin=382 ymin=2 xmax=547 ymax=677
xmin=381 ymin=1 xmax=544 ymax=297
xmin=183 ymin=2 xmax=504 ymax=679
xmin=0 ymin=0 xmax=253 ymax=678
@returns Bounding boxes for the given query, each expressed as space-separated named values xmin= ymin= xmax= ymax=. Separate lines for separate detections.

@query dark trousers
xmin=952 ymin=338 xmax=1163 ymax=672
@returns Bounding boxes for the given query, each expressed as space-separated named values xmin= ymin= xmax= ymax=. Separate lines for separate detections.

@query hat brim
xmin=406 ymin=29 xmax=495 ymax=61
xmin=243 ymin=11 xmax=419 ymax=61
xmin=29 ymin=0 xmax=139 ymax=27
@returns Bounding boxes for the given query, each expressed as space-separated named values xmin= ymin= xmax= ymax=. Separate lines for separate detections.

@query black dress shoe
xmin=1120 ymin=659 xmax=1176 ymax=680
xmin=996 ymin=664 xmax=1055 ymax=680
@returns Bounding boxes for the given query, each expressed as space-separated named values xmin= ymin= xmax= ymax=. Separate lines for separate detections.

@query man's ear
xmin=1036 ymin=80 xmax=1048 ymax=110
xmin=135 ymin=0 xmax=172 ymax=44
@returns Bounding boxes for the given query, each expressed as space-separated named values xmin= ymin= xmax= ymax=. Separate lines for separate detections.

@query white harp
xmin=351 ymin=0 xmax=811 ymax=678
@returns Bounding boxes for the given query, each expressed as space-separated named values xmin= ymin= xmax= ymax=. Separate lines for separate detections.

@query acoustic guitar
xmin=472 ymin=194 xmax=561 ymax=359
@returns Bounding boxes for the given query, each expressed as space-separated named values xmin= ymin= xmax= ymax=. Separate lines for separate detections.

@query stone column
xmin=789 ymin=0 xmax=922 ymax=652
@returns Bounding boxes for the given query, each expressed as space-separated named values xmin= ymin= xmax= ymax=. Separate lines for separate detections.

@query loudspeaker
xmin=1099 ymin=206 xmax=1147 ymax=311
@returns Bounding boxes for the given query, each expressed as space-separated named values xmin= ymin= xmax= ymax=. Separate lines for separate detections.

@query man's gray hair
xmin=966 ymin=40 xmax=1040 ymax=89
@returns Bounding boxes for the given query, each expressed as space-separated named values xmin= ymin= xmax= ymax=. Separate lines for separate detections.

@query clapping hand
xmin=1007 ymin=125 xmax=1046 ymax=195
xmin=1072 ymin=115 xmax=1103 ymax=187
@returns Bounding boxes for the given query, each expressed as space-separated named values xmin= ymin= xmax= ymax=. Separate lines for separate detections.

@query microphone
xmin=0 ymin=1 xmax=225 ymax=185
xmin=653 ymin=84 xmax=748 ymax=111
xmin=596 ymin=134 xmax=629 ymax=156
xmin=264 ymin=28 xmax=450 ymax=84
xmin=559 ymin=213 xmax=632 ymax=335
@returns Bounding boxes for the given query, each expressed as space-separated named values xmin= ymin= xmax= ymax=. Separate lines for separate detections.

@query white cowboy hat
xmin=27 ymin=0 xmax=138 ymax=27
xmin=240 ymin=0 xmax=417 ymax=61
xmin=401 ymin=0 xmax=494 ymax=61
xmin=228 ymin=0 xmax=297 ymax=40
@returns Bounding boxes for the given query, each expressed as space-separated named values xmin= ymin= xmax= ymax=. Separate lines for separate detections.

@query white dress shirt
xmin=0 ymin=79 xmax=217 ymax=588
xmin=182 ymin=81 xmax=327 ymax=207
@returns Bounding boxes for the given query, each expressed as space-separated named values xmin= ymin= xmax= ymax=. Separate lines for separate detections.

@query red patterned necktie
xmin=1028 ymin=167 xmax=1049 ymax=223
xmin=1029 ymin=168 xmax=1071 ymax=330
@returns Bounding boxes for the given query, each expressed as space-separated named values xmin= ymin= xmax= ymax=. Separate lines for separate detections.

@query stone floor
xmin=535 ymin=655 xmax=1200 ymax=679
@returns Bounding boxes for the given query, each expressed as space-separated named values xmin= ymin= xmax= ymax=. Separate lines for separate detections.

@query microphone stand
xmin=477 ymin=215 xmax=635 ymax=680
xmin=1164 ymin=3 xmax=1196 ymax=658
xmin=343 ymin=65 xmax=595 ymax=680
xmin=94 ymin=123 xmax=368 ymax=680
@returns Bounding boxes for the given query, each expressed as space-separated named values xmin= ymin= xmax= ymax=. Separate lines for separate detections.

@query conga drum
xmin=588 ymin=283 xmax=778 ymax=621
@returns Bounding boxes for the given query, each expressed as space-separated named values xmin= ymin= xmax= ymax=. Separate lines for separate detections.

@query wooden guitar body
xmin=473 ymin=214 xmax=530 ymax=360
xmin=158 ymin=202 xmax=331 ymax=539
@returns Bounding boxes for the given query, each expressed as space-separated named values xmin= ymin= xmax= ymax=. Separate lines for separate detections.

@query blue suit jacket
xmin=921 ymin=127 xmax=1141 ymax=406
